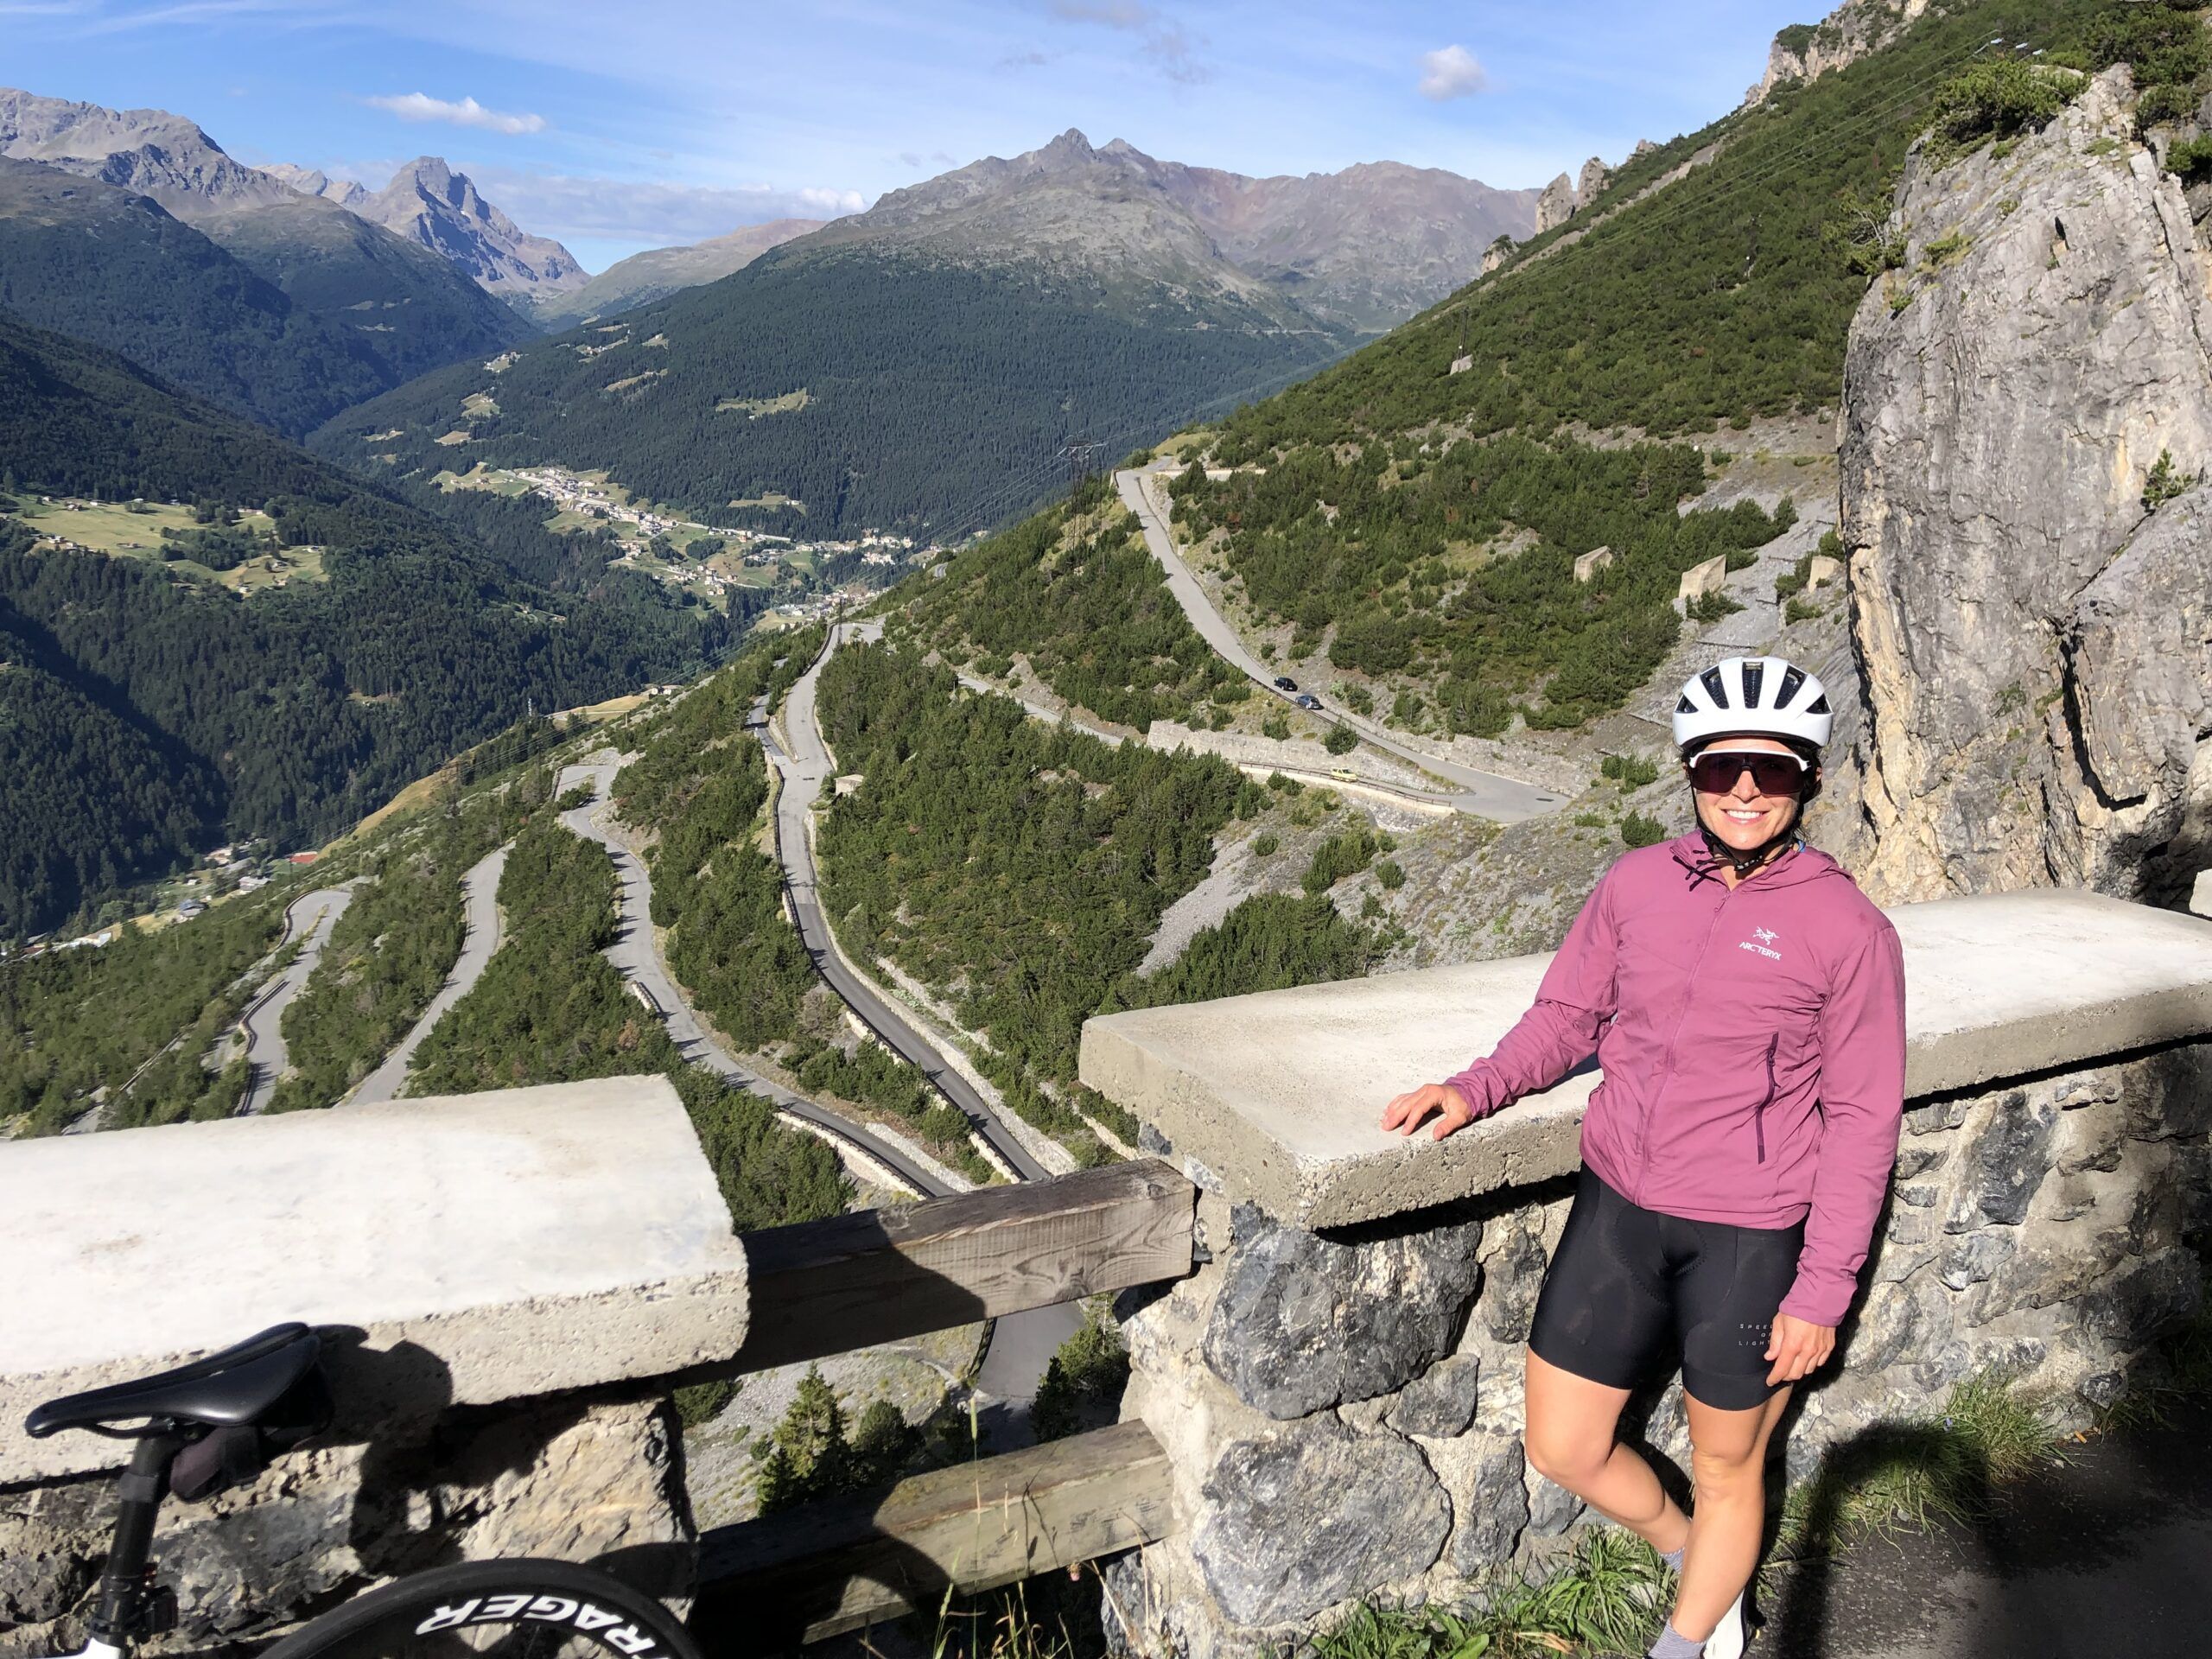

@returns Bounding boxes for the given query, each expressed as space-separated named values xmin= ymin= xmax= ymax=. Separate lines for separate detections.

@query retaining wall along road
xmin=1080 ymin=889 xmax=2212 ymax=1659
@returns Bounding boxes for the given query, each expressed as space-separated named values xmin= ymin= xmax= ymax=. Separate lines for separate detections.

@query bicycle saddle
xmin=25 ymin=1323 xmax=321 ymax=1439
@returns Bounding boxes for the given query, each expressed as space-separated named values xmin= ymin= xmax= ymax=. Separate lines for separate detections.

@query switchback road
xmin=765 ymin=622 xmax=1053 ymax=1183
xmin=553 ymin=756 xmax=949 ymax=1199
xmin=766 ymin=623 xmax=1083 ymax=1421
xmin=238 ymin=883 xmax=356 ymax=1115
xmin=1116 ymin=467 xmax=1566 ymax=823
xmin=346 ymin=842 xmax=509 ymax=1108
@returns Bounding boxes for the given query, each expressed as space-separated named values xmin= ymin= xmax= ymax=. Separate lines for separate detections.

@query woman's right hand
xmin=1381 ymin=1083 xmax=1475 ymax=1141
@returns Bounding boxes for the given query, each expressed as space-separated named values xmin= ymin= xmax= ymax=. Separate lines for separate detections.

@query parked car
xmin=1295 ymin=694 xmax=1324 ymax=711
xmin=1273 ymin=676 xmax=1298 ymax=692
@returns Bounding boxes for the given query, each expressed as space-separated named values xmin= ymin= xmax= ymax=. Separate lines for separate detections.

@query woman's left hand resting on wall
xmin=1381 ymin=1083 xmax=1476 ymax=1141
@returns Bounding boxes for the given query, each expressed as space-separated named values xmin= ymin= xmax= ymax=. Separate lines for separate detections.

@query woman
xmin=1381 ymin=656 xmax=1904 ymax=1659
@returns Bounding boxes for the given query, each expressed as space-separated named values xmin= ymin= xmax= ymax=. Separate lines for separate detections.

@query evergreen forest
xmin=0 ymin=315 xmax=725 ymax=937
xmin=1166 ymin=435 xmax=1799 ymax=730
xmin=311 ymin=245 xmax=1347 ymax=536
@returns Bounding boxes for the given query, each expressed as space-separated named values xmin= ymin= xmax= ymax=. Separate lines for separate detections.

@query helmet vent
xmin=1777 ymin=664 xmax=1806 ymax=706
xmin=1700 ymin=666 xmax=1730 ymax=709
xmin=1741 ymin=659 xmax=1766 ymax=707
xmin=1675 ymin=694 xmax=1696 ymax=714
xmin=1806 ymin=693 xmax=1831 ymax=715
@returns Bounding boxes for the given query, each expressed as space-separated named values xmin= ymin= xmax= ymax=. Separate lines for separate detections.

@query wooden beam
xmin=724 ymin=1160 xmax=1195 ymax=1374
xmin=692 ymin=1421 xmax=1176 ymax=1650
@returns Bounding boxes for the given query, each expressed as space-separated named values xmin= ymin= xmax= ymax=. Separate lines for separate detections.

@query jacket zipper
xmin=1755 ymin=1033 xmax=1777 ymax=1165
xmin=1637 ymin=882 xmax=1737 ymax=1205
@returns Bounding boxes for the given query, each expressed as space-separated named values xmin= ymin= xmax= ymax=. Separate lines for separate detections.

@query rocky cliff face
xmin=1842 ymin=67 xmax=2212 ymax=905
xmin=1744 ymin=0 xmax=1928 ymax=109
xmin=0 ymin=87 xmax=289 ymax=207
xmin=346 ymin=157 xmax=586 ymax=303
xmin=1532 ymin=171 xmax=1575 ymax=235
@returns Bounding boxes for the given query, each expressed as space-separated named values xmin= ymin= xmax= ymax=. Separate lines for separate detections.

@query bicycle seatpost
xmin=84 ymin=1430 xmax=184 ymax=1656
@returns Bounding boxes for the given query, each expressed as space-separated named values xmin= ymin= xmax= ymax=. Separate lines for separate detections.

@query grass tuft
xmin=1777 ymin=1367 xmax=2064 ymax=1551
xmin=1316 ymin=1532 xmax=1670 ymax=1659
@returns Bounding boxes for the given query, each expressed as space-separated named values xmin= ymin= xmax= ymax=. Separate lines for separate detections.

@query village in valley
xmin=437 ymin=459 xmax=920 ymax=617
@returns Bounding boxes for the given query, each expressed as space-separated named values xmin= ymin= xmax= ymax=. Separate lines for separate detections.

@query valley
xmin=8 ymin=0 xmax=2212 ymax=1597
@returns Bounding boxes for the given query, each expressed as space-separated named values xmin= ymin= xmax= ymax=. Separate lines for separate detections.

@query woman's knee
xmin=1688 ymin=1439 xmax=1764 ymax=1503
xmin=1524 ymin=1419 xmax=1611 ymax=1488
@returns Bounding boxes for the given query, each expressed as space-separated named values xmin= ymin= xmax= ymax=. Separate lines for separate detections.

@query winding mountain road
xmin=768 ymin=623 xmax=1082 ymax=1423
xmin=346 ymin=842 xmax=510 ymax=1108
xmin=765 ymin=622 xmax=1052 ymax=1183
xmin=238 ymin=883 xmax=356 ymax=1115
xmin=551 ymin=755 xmax=950 ymax=1199
xmin=1116 ymin=467 xmax=1567 ymax=823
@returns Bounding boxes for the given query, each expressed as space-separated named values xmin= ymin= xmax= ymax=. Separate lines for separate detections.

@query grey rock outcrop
xmin=1577 ymin=156 xmax=1611 ymax=208
xmin=1200 ymin=1205 xmax=1483 ymax=1417
xmin=1192 ymin=1415 xmax=1450 ymax=1625
xmin=262 ymin=163 xmax=365 ymax=208
xmin=1534 ymin=171 xmax=1576 ymax=234
xmin=345 ymin=157 xmax=587 ymax=302
xmin=1743 ymin=1 xmax=1927 ymax=109
xmin=0 ymin=86 xmax=289 ymax=206
xmin=1842 ymin=67 xmax=2212 ymax=904
xmin=1387 ymin=1353 xmax=1481 ymax=1437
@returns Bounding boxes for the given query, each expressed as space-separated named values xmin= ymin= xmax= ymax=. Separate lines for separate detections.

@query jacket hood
xmin=1667 ymin=832 xmax=1855 ymax=891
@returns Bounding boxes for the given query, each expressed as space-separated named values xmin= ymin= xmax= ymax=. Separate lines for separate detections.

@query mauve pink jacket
xmin=1444 ymin=833 xmax=1906 ymax=1327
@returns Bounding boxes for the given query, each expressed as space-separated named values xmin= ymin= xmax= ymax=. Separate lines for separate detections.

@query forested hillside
xmin=0 ymin=315 xmax=724 ymax=937
xmin=890 ymin=473 xmax=1242 ymax=730
xmin=612 ymin=632 xmax=988 ymax=1179
xmin=0 ymin=160 xmax=391 ymax=436
xmin=1217 ymin=0 xmax=2108 ymax=454
xmin=313 ymin=244 xmax=1347 ymax=537
xmin=1135 ymin=0 xmax=2120 ymax=739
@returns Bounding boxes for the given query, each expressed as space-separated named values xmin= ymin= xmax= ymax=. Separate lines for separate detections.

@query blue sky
xmin=1 ymin=2 xmax=1817 ymax=271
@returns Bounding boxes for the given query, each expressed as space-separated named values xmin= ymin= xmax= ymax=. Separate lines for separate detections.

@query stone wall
xmin=0 ymin=1396 xmax=690 ymax=1657
xmin=1103 ymin=1047 xmax=2209 ymax=1659
xmin=0 ymin=1080 xmax=746 ymax=1648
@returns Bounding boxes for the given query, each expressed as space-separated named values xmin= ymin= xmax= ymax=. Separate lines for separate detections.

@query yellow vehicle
xmin=1329 ymin=767 xmax=1357 ymax=783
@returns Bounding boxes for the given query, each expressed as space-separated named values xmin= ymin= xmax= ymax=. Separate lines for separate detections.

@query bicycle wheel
xmin=264 ymin=1559 xmax=703 ymax=1659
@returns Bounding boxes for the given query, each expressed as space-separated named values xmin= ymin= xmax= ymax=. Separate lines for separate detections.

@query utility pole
xmin=1059 ymin=438 xmax=1105 ymax=489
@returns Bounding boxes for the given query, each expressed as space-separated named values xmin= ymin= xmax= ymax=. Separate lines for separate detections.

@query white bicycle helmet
xmin=1671 ymin=656 xmax=1831 ymax=753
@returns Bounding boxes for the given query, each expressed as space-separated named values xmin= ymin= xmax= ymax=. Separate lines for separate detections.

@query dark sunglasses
xmin=1688 ymin=751 xmax=1809 ymax=797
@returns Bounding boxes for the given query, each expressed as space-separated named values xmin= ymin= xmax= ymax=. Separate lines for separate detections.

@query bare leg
xmin=1670 ymin=1387 xmax=1792 ymax=1642
xmin=1522 ymin=1349 xmax=1690 ymax=1556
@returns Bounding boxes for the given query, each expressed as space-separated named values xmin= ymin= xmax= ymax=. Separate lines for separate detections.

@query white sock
xmin=1648 ymin=1622 xmax=1705 ymax=1659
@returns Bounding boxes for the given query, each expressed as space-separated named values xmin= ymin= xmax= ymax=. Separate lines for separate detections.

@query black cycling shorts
xmin=1528 ymin=1166 xmax=1806 ymax=1412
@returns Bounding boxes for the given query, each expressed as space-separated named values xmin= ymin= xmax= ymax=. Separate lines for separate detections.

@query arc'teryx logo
xmin=1740 ymin=925 xmax=1782 ymax=962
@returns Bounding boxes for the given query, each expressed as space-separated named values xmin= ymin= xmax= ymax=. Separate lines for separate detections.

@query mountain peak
xmin=0 ymin=86 xmax=290 ymax=206
xmin=394 ymin=155 xmax=456 ymax=193
xmin=351 ymin=155 xmax=584 ymax=301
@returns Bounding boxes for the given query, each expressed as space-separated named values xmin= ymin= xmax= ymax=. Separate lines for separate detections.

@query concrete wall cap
xmin=1079 ymin=888 xmax=2212 ymax=1230
xmin=0 ymin=1078 xmax=747 ymax=1482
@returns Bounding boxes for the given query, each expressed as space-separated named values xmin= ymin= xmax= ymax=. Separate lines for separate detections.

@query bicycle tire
xmin=263 ymin=1559 xmax=703 ymax=1659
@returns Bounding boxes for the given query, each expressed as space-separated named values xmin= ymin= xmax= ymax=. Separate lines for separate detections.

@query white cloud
xmin=364 ymin=92 xmax=548 ymax=135
xmin=462 ymin=167 xmax=867 ymax=245
xmin=1418 ymin=44 xmax=1489 ymax=102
